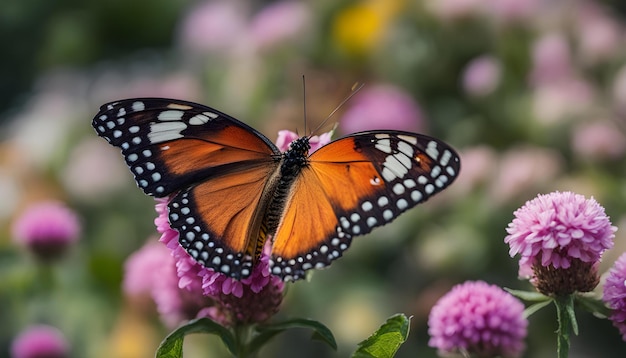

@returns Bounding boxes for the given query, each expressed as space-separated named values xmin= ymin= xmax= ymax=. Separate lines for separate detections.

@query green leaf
xmin=504 ymin=288 xmax=550 ymax=302
xmin=351 ymin=314 xmax=411 ymax=358
xmin=566 ymin=298 xmax=578 ymax=336
xmin=249 ymin=318 xmax=337 ymax=355
xmin=575 ymin=293 xmax=611 ymax=319
xmin=523 ymin=299 xmax=553 ymax=318
xmin=155 ymin=318 xmax=236 ymax=358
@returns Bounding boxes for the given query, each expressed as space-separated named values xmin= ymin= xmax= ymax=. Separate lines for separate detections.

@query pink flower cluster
xmin=152 ymin=198 xmax=284 ymax=327
xmin=428 ymin=281 xmax=528 ymax=358
xmin=11 ymin=325 xmax=70 ymax=358
xmin=603 ymin=252 xmax=626 ymax=341
xmin=12 ymin=201 xmax=81 ymax=261
xmin=505 ymin=191 xmax=616 ymax=276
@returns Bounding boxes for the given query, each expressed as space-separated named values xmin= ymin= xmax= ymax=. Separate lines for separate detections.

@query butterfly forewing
xmin=92 ymin=98 xmax=279 ymax=197
xmin=270 ymin=131 xmax=460 ymax=281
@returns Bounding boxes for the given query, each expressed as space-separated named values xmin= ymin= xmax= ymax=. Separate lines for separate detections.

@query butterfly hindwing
xmin=168 ymin=163 xmax=279 ymax=279
xmin=270 ymin=131 xmax=460 ymax=280
xmin=92 ymin=98 xmax=279 ymax=197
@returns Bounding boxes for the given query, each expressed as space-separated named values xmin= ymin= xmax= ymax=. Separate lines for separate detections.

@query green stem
xmin=554 ymin=295 xmax=574 ymax=358
xmin=234 ymin=324 xmax=254 ymax=358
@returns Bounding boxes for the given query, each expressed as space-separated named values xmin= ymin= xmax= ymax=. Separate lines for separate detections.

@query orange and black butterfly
xmin=93 ymin=98 xmax=460 ymax=281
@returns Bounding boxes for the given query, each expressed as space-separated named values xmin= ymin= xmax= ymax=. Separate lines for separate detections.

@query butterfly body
xmin=93 ymin=98 xmax=460 ymax=281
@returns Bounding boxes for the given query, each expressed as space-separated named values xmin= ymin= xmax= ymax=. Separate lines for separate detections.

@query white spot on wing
xmin=397 ymin=198 xmax=408 ymax=210
xmin=404 ymin=179 xmax=416 ymax=188
xmin=158 ymin=110 xmax=185 ymax=121
xmin=149 ymin=122 xmax=187 ymax=143
xmin=381 ymin=167 xmax=396 ymax=182
xmin=397 ymin=141 xmax=414 ymax=157
xmin=426 ymin=141 xmax=439 ymax=159
xmin=375 ymin=139 xmax=392 ymax=153
xmin=441 ymin=150 xmax=452 ymax=166
xmin=132 ymin=101 xmax=145 ymax=112
xmin=397 ymin=135 xmax=417 ymax=144
xmin=383 ymin=155 xmax=409 ymax=179
xmin=394 ymin=152 xmax=412 ymax=170
xmin=367 ymin=217 xmax=377 ymax=227
xmin=189 ymin=114 xmax=211 ymax=125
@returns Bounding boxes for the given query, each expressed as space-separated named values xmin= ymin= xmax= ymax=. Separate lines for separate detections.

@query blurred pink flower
xmin=275 ymin=130 xmax=332 ymax=153
xmin=62 ymin=138 xmax=129 ymax=202
xmin=339 ymin=85 xmax=424 ymax=134
xmin=155 ymin=191 xmax=285 ymax=326
xmin=123 ymin=241 xmax=170 ymax=296
xmin=123 ymin=240 xmax=215 ymax=328
xmin=178 ymin=0 xmax=247 ymax=54
xmin=11 ymin=324 xmax=70 ymax=358
xmin=487 ymin=0 xmax=541 ymax=23
xmin=428 ymin=281 xmax=527 ymax=358
xmin=532 ymin=78 xmax=594 ymax=124
xmin=201 ymin=241 xmax=284 ymax=325
xmin=603 ymin=252 xmax=626 ymax=341
xmin=154 ymin=198 xmax=205 ymax=293
xmin=453 ymin=146 xmax=497 ymax=195
xmin=489 ymin=146 xmax=562 ymax=203
xmin=248 ymin=1 xmax=311 ymax=50
xmin=571 ymin=120 xmax=626 ymax=160
xmin=576 ymin=3 xmax=623 ymax=65
xmin=12 ymin=201 xmax=80 ymax=261
xmin=529 ymin=33 xmax=573 ymax=86
xmin=462 ymin=55 xmax=502 ymax=97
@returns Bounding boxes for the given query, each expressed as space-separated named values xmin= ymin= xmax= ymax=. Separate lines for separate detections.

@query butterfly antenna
xmin=302 ymin=75 xmax=308 ymax=134
xmin=309 ymin=82 xmax=364 ymax=137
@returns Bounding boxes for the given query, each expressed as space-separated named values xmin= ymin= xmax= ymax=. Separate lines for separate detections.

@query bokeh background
xmin=2 ymin=0 xmax=626 ymax=357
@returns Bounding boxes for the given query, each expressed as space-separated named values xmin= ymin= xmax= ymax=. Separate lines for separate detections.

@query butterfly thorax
xmin=280 ymin=137 xmax=310 ymax=176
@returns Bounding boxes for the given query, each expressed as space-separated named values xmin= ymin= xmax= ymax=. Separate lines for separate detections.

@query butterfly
xmin=93 ymin=98 xmax=460 ymax=281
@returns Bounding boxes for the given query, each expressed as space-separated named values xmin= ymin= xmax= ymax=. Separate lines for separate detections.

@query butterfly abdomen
xmin=262 ymin=137 xmax=311 ymax=235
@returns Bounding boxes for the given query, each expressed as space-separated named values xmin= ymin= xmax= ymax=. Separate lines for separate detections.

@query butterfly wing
xmin=168 ymin=163 xmax=278 ymax=279
xmin=93 ymin=98 xmax=282 ymax=279
xmin=270 ymin=131 xmax=460 ymax=281
xmin=93 ymin=98 xmax=280 ymax=197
